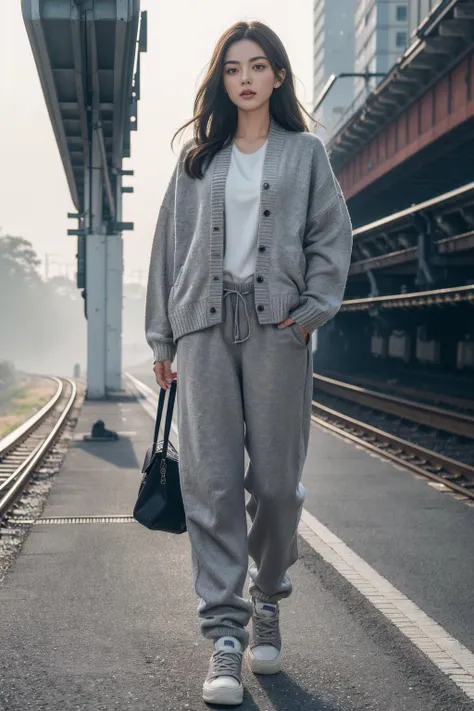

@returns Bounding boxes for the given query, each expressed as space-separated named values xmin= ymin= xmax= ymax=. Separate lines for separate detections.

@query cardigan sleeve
xmin=145 ymin=162 xmax=179 ymax=363
xmin=289 ymin=137 xmax=353 ymax=333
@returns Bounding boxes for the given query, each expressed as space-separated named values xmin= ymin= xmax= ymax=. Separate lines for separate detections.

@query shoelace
xmin=210 ymin=650 xmax=242 ymax=680
xmin=254 ymin=614 xmax=279 ymax=646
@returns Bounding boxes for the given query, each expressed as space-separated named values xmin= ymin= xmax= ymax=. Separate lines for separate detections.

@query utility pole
xmin=44 ymin=252 xmax=60 ymax=281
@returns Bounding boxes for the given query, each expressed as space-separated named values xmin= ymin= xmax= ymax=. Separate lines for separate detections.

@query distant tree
xmin=0 ymin=234 xmax=86 ymax=375
xmin=0 ymin=235 xmax=41 ymax=285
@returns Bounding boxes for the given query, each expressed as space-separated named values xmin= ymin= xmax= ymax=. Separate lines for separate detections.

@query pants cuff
xmin=203 ymin=625 xmax=250 ymax=649
xmin=248 ymin=567 xmax=293 ymax=603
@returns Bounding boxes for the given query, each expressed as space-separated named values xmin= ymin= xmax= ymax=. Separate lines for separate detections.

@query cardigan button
xmin=263 ymin=182 xmax=270 ymax=190
xmin=213 ymin=226 xmax=220 ymax=231
xmin=258 ymin=245 xmax=266 ymax=253
xmin=256 ymin=276 xmax=264 ymax=283
xmin=210 ymin=307 xmax=216 ymax=314
xmin=263 ymin=209 xmax=271 ymax=217
xmin=257 ymin=305 xmax=264 ymax=312
xmin=213 ymin=276 xmax=219 ymax=281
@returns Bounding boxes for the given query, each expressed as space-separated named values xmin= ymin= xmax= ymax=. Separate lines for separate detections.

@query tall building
xmin=354 ymin=0 xmax=439 ymax=104
xmin=313 ymin=0 xmax=357 ymax=136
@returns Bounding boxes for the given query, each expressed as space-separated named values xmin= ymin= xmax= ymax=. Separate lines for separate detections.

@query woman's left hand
xmin=277 ymin=317 xmax=309 ymax=342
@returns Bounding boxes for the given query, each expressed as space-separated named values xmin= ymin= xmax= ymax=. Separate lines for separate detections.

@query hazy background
xmin=0 ymin=0 xmax=313 ymax=375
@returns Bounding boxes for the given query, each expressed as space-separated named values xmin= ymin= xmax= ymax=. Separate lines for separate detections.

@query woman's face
xmin=223 ymin=39 xmax=285 ymax=112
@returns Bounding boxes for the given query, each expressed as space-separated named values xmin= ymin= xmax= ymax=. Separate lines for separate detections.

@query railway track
xmin=320 ymin=370 xmax=474 ymax=415
xmin=312 ymin=374 xmax=474 ymax=500
xmin=0 ymin=377 xmax=77 ymax=523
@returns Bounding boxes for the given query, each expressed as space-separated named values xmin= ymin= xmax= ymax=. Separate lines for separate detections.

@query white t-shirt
xmin=223 ymin=140 xmax=268 ymax=282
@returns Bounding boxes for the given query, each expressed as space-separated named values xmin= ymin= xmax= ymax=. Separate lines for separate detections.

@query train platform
xmin=0 ymin=370 xmax=473 ymax=711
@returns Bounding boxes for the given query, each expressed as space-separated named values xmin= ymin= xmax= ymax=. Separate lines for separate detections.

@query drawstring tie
xmin=223 ymin=287 xmax=252 ymax=344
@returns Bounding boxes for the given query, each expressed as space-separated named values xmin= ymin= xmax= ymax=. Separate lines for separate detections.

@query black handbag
xmin=133 ymin=379 xmax=186 ymax=533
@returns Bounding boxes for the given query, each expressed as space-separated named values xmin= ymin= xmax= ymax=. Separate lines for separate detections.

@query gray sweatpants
xmin=176 ymin=278 xmax=313 ymax=648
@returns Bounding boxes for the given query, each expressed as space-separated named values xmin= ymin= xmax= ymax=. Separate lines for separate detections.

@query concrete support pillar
xmin=85 ymin=123 xmax=108 ymax=399
xmin=406 ymin=326 xmax=418 ymax=364
xmin=439 ymin=320 xmax=459 ymax=371
xmin=345 ymin=317 xmax=371 ymax=369
xmin=86 ymin=233 xmax=107 ymax=398
xmin=371 ymin=332 xmax=389 ymax=358
xmin=105 ymin=177 xmax=123 ymax=392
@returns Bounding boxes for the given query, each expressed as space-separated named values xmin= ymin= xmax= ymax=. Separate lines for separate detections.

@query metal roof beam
xmin=395 ymin=69 xmax=430 ymax=84
xmin=364 ymin=105 xmax=387 ymax=118
xmin=22 ymin=0 xmax=142 ymax=214
xmin=328 ymin=0 xmax=474 ymax=171
xmin=84 ymin=7 xmax=115 ymax=221
xmin=439 ymin=19 xmax=474 ymax=37
xmin=424 ymin=36 xmax=462 ymax=54
xmin=408 ymin=53 xmax=444 ymax=70
xmin=70 ymin=4 xmax=89 ymax=171
xmin=359 ymin=116 xmax=381 ymax=128
xmin=112 ymin=0 xmax=130 ymax=168
xmin=75 ymin=0 xmax=119 ymax=21
xmin=387 ymin=84 xmax=415 ymax=96
xmin=21 ymin=0 xmax=80 ymax=210
xmin=376 ymin=95 xmax=399 ymax=107
xmin=454 ymin=4 xmax=474 ymax=19
xmin=349 ymin=123 xmax=372 ymax=137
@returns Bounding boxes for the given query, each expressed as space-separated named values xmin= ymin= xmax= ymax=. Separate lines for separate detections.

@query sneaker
xmin=202 ymin=636 xmax=244 ymax=706
xmin=247 ymin=601 xmax=283 ymax=675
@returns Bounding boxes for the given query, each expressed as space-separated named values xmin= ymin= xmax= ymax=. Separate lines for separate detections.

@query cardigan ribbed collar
xmin=214 ymin=118 xmax=287 ymax=183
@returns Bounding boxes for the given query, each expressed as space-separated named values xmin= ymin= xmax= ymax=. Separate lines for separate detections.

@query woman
xmin=145 ymin=20 xmax=352 ymax=706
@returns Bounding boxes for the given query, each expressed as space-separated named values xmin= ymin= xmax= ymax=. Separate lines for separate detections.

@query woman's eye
xmin=254 ymin=64 xmax=266 ymax=70
xmin=226 ymin=68 xmax=237 ymax=75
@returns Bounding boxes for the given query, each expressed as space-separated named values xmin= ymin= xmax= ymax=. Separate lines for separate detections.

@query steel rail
xmin=311 ymin=401 xmax=474 ymax=500
xmin=0 ymin=379 xmax=77 ymax=521
xmin=0 ymin=378 xmax=63 ymax=458
xmin=341 ymin=283 xmax=474 ymax=312
xmin=319 ymin=371 xmax=474 ymax=413
xmin=313 ymin=375 xmax=474 ymax=438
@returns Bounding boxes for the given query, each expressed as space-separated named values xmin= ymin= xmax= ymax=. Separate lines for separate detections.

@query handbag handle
xmin=153 ymin=379 xmax=177 ymax=460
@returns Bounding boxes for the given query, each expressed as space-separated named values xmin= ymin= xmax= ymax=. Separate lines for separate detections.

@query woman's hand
xmin=153 ymin=360 xmax=177 ymax=390
xmin=277 ymin=317 xmax=309 ymax=343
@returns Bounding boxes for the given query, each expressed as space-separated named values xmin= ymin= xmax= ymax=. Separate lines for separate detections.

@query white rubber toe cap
xmin=202 ymin=677 xmax=243 ymax=706
xmin=247 ymin=641 xmax=284 ymax=675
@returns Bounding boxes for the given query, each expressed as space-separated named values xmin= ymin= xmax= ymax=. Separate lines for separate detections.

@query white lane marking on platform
xmin=125 ymin=372 xmax=474 ymax=702
xmin=124 ymin=373 xmax=179 ymax=438
xmin=300 ymin=509 xmax=474 ymax=700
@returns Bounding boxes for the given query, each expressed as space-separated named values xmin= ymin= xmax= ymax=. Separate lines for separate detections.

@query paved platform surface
xmin=0 ymin=376 xmax=472 ymax=710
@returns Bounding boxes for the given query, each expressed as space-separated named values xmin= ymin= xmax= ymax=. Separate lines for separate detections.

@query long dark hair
xmin=173 ymin=21 xmax=315 ymax=179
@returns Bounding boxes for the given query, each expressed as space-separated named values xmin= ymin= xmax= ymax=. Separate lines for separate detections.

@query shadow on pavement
xmin=255 ymin=671 xmax=340 ymax=710
xmin=72 ymin=436 xmax=140 ymax=470
xmin=205 ymin=671 xmax=341 ymax=710
xmin=206 ymin=694 xmax=260 ymax=711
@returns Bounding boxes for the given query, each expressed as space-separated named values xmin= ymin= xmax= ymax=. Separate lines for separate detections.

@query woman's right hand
xmin=153 ymin=360 xmax=177 ymax=390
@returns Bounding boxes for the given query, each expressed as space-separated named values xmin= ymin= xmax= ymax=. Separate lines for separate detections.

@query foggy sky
xmin=0 ymin=1 xmax=313 ymax=285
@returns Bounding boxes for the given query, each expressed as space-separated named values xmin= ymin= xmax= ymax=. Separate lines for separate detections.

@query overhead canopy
xmin=22 ymin=0 xmax=143 ymax=213
xmin=328 ymin=0 xmax=474 ymax=172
